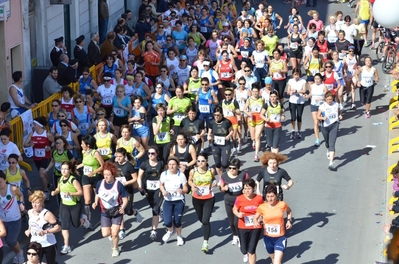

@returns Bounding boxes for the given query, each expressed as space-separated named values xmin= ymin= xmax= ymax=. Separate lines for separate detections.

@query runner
xmin=167 ymin=86 xmax=192 ymax=130
xmin=94 ymin=118 xmax=117 ymax=162
xmin=220 ymin=88 xmax=241 ymax=155
xmin=253 ymin=184 xmax=293 ymax=264
xmin=308 ymin=73 xmax=328 ymax=146
xmin=197 ymin=77 xmax=219 ymax=130
xmin=235 ymin=77 xmax=251 ymax=146
xmin=169 ymin=132 xmax=197 ymax=180
xmin=269 ymin=49 xmax=288 ymax=104
xmin=188 ymin=153 xmax=217 ymax=253
xmin=343 ymin=45 xmax=358 ymax=110
xmin=129 ymin=96 xmax=150 ymax=150
xmin=180 ymin=106 xmax=206 ymax=154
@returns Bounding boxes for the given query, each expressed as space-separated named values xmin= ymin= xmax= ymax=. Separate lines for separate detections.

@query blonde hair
xmin=308 ymin=10 xmax=318 ymax=17
xmin=28 ymin=190 xmax=46 ymax=204
xmin=329 ymin=16 xmax=336 ymax=21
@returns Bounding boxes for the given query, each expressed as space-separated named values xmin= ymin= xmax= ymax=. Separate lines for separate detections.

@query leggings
xmin=273 ymin=79 xmax=287 ymax=99
xmin=156 ymin=143 xmax=171 ymax=164
xmin=224 ymin=201 xmax=239 ymax=236
xmin=320 ymin=122 xmax=339 ymax=152
xmin=3 ymin=218 xmax=21 ymax=248
xmin=146 ymin=189 xmax=164 ymax=216
xmin=40 ymin=244 xmax=57 ymax=264
xmin=60 ymin=202 xmax=82 ymax=229
xmin=289 ymin=103 xmax=305 ymax=122
xmin=265 ymin=126 xmax=282 ymax=149
xmin=213 ymin=144 xmax=231 ymax=169
xmin=163 ymin=199 xmax=185 ymax=228
xmin=359 ymin=85 xmax=374 ymax=104
xmin=238 ymin=228 xmax=262 ymax=255
xmin=254 ymin=67 xmax=268 ymax=85
xmin=192 ymin=197 xmax=215 ymax=240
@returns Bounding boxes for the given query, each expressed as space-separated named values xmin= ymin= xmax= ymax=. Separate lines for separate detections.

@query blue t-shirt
xmin=172 ymin=30 xmax=188 ymax=50
xmin=112 ymin=96 xmax=131 ymax=117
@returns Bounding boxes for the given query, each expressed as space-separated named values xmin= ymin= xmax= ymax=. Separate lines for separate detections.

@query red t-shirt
xmin=234 ymin=194 xmax=264 ymax=229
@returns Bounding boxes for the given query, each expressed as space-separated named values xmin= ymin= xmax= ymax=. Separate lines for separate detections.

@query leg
xmin=201 ymin=197 xmax=215 ymax=241
xmin=83 ymin=184 xmax=92 ymax=221
xmin=224 ymin=201 xmax=238 ymax=236
xmin=328 ymin=122 xmax=339 ymax=164
xmin=254 ymin=124 xmax=263 ymax=155
xmin=173 ymin=200 xmax=185 ymax=236
xmin=365 ymin=85 xmax=375 ymax=113
xmin=311 ymin=111 xmax=320 ymax=141
xmin=289 ymin=103 xmax=297 ymax=132
xmin=296 ymin=104 xmax=305 ymax=132
xmin=272 ymin=127 xmax=282 ymax=153
xmin=213 ymin=146 xmax=223 ymax=178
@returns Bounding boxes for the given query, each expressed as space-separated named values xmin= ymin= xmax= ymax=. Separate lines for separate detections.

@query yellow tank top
xmin=222 ymin=100 xmax=237 ymax=117
xmin=5 ymin=168 xmax=22 ymax=186
xmin=117 ymin=138 xmax=135 ymax=154
xmin=270 ymin=60 xmax=285 ymax=80
xmin=95 ymin=132 xmax=112 ymax=160
xmin=308 ymin=55 xmax=321 ymax=76
xmin=192 ymin=168 xmax=214 ymax=199
xmin=359 ymin=0 xmax=370 ymax=20
xmin=249 ymin=97 xmax=264 ymax=113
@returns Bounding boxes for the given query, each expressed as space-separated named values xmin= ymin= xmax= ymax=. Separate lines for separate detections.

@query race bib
xmin=270 ymin=113 xmax=281 ymax=122
xmin=83 ymin=166 xmax=93 ymax=175
xmin=241 ymin=51 xmax=249 ymax=58
xmin=0 ymin=159 xmax=7 ymax=166
xmin=34 ymin=148 xmax=46 ymax=158
xmin=114 ymin=107 xmax=124 ymax=116
xmin=223 ymin=109 xmax=234 ymax=117
xmin=61 ymin=192 xmax=73 ymax=202
xmin=133 ymin=123 xmax=143 ymax=129
xmin=200 ymin=26 xmax=207 ymax=32
xmin=102 ymin=97 xmax=112 ymax=105
xmin=221 ymin=72 xmax=231 ymax=78
xmin=191 ymin=136 xmax=199 ymax=143
xmin=325 ymin=84 xmax=334 ymax=91
xmin=310 ymin=69 xmax=319 ymax=75
xmin=78 ymin=123 xmax=89 ymax=131
xmin=177 ymin=40 xmax=185 ymax=46
xmin=338 ymin=52 xmax=345 ymax=60
xmin=191 ymin=88 xmax=198 ymax=95
xmin=265 ymin=224 xmax=280 ymax=235
xmin=174 ymin=113 xmax=185 ymax=121
xmin=228 ymin=181 xmax=243 ymax=192
xmin=273 ymin=72 xmax=282 ymax=79
xmin=214 ymin=135 xmax=226 ymax=145
xmin=55 ymin=162 xmax=61 ymax=171
xmin=147 ymin=180 xmax=160 ymax=190
xmin=116 ymin=177 xmax=126 ymax=184
xmin=98 ymin=191 xmax=114 ymax=203
xmin=290 ymin=42 xmax=298 ymax=49
xmin=252 ymin=104 xmax=261 ymax=112
xmin=364 ymin=78 xmax=373 ymax=86
xmin=196 ymin=186 xmax=210 ymax=196
xmin=244 ymin=215 xmax=255 ymax=227
xmin=336 ymin=71 xmax=343 ymax=79
xmin=67 ymin=112 xmax=72 ymax=120
xmin=156 ymin=132 xmax=169 ymax=141
xmin=98 ymin=148 xmax=110 ymax=156
xmin=199 ymin=105 xmax=210 ymax=113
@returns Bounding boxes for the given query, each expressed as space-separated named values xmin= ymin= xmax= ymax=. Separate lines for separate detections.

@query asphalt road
xmin=3 ymin=1 xmax=392 ymax=264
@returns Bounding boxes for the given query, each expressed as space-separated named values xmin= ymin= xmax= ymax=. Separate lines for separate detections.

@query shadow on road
xmin=301 ymin=253 xmax=340 ymax=263
xmin=334 ymin=146 xmax=373 ymax=170
xmin=286 ymin=212 xmax=336 ymax=237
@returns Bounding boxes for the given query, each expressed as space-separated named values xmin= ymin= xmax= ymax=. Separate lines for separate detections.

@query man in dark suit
xmin=57 ymin=54 xmax=76 ymax=85
xmin=50 ymin=36 xmax=67 ymax=67
xmin=113 ymin=25 xmax=129 ymax=50
xmin=88 ymin=33 xmax=102 ymax=66
xmin=73 ymin=35 xmax=90 ymax=76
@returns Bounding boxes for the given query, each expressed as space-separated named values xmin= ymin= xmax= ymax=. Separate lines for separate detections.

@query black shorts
xmin=220 ymin=80 xmax=232 ymax=88
xmin=113 ymin=115 xmax=128 ymax=127
xmin=289 ymin=50 xmax=302 ymax=59
xmin=82 ymin=174 xmax=103 ymax=188
xmin=372 ymin=20 xmax=379 ymax=29
xmin=101 ymin=105 xmax=113 ymax=118
xmin=34 ymin=159 xmax=50 ymax=170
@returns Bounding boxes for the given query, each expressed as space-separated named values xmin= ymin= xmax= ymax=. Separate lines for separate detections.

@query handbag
xmin=104 ymin=206 xmax=120 ymax=217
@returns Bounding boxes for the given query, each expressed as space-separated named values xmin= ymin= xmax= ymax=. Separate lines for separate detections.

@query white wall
xmin=107 ymin=0 xmax=125 ymax=32
xmin=45 ymin=2 xmax=64 ymax=65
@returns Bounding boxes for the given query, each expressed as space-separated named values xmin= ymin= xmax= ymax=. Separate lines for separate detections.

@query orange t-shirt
xmin=143 ymin=51 xmax=161 ymax=77
xmin=256 ymin=201 xmax=288 ymax=237
xmin=234 ymin=194 xmax=264 ymax=229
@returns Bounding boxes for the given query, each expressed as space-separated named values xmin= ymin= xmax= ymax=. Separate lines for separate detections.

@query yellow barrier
xmin=389 ymin=101 xmax=398 ymax=110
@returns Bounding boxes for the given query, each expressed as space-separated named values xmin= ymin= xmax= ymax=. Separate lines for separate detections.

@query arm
xmin=211 ymin=90 xmax=219 ymax=105
xmin=134 ymin=140 xmax=145 ymax=159
xmin=0 ymin=219 xmax=6 ymax=238
xmin=21 ymin=170 xmax=32 ymax=196
xmin=285 ymin=205 xmax=293 ymax=230
xmin=137 ymin=168 xmax=145 ymax=190
xmin=93 ymin=151 xmax=105 ymax=175
xmin=42 ymin=210 xmax=61 ymax=235
xmin=276 ymin=13 xmax=283 ymax=29
xmin=187 ymin=145 xmax=197 ymax=168
xmin=72 ymin=134 xmax=81 ymax=151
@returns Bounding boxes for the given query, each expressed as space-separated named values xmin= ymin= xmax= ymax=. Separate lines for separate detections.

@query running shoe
xmin=297 ymin=132 xmax=302 ymax=139
xmin=134 ymin=208 xmax=143 ymax=223
xmin=328 ymin=162 xmax=334 ymax=171
xmin=176 ymin=236 xmax=184 ymax=246
xmin=381 ymin=56 xmax=385 ymax=62
xmin=350 ymin=104 xmax=356 ymax=110
xmin=108 ymin=235 xmax=112 ymax=241
xmin=13 ymin=252 xmax=24 ymax=264
xmin=339 ymin=103 xmax=344 ymax=111
xmin=201 ymin=241 xmax=209 ymax=253
xmin=60 ymin=245 xmax=71 ymax=255
xmin=112 ymin=247 xmax=119 ymax=257
xmin=252 ymin=141 xmax=255 ymax=149
xmin=231 ymin=147 xmax=237 ymax=157
xmin=162 ymin=230 xmax=175 ymax=242
xmin=81 ymin=214 xmax=91 ymax=229
xmin=118 ymin=229 xmax=126 ymax=240
xmin=232 ymin=235 xmax=240 ymax=246
xmin=290 ymin=131 xmax=296 ymax=140
xmin=343 ymin=93 xmax=348 ymax=102
xmin=254 ymin=154 xmax=259 ymax=162
xmin=314 ymin=139 xmax=320 ymax=147
xmin=326 ymin=150 xmax=330 ymax=160
xmin=243 ymin=254 xmax=249 ymax=263
xmin=150 ymin=230 xmax=157 ymax=241
xmin=159 ymin=210 xmax=164 ymax=222
xmin=365 ymin=112 xmax=370 ymax=118
xmin=237 ymin=144 xmax=242 ymax=153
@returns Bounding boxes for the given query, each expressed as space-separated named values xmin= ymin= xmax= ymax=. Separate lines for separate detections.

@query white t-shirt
xmin=0 ymin=142 xmax=21 ymax=171
xmin=319 ymin=101 xmax=339 ymax=127
xmin=252 ymin=50 xmax=268 ymax=68
xmin=288 ymin=78 xmax=307 ymax=104
xmin=97 ymin=85 xmax=116 ymax=106
xmin=160 ymin=170 xmax=187 ymax=201
xmin=310 ymin=83 xmax=325 ymax=106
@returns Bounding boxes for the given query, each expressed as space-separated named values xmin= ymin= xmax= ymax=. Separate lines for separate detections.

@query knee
xmin=6 ymin=237 xmax=18 ymax=248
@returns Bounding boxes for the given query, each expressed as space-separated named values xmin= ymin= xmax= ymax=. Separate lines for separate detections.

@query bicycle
xmin=381 ymin=41 xmax=397 ymax=74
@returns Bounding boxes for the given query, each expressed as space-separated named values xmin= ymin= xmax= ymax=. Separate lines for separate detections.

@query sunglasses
xmin=27 ymin=252 xmax=38 ymax=256
xmin=325 ymin=66 xmax=332 ymax=68
xmin=213 ymin=114 xmax=221 ymax=117
xmin=60 ymin=124 xmax=68 ymax=127
xmin=245 ymin=70 xmax=251 ymax=72
xmin=349 ymin=50 xmax=354 ymax=52
xmin=239 ymin=83 xmax=245 ymax=85
xmin=228 ymin=166 xmax=237 ymax=170
xmin=112 ymin=53 xmax=117 ymax=56
xmin=148 ymin=152 xmax=156 ymax=155
xmin=203 ymin=64 xmax=210 ymax=67
xmin=225 ymin=93 xmax=232 ymax=96
xmin=75 ymin=100 xmax=83 ymax=103
xmin=159 ymin=26 xmax=164 ymax=28
xmin=9 ymin=161 xmax=17 ymax=164
xmin=58 ymin=115 xmax=65 ymax=118
xmin=97 ymin=113 xmax=105 ymax=116
xmin=52 ymin=104 xmax=59 ymax=107
xmin=201 ymin=83 xmax=208 ymax=86
xmin=197 ymin=159 xmax=206 ymax=163
xmin=104 ymin=80 xmax=111 ymax=82
xmin=180 ymin=60 xmax=186 ymax=62
xmin=83 ymin=73 xmax=89 ymax=76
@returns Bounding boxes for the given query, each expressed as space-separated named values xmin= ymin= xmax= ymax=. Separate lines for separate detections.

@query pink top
xmin=393 ymin=175 xmax=399 ymax=192
xmin=307 ymin=19 xmax=324 ymax=32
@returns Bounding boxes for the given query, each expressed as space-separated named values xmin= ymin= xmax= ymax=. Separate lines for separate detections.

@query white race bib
xmin=364 ymin=78 xmax=373 ymax=86
xmin=269 ymin=114 xmax=281 ymax=122
xmin=252 ymin=104 xmax=262 ymax=112
xmin=34 ymin=148 xmax=46 ymax=158
xmin=244 ymin=215 xmax=255 ymax=227
xmin=196 ymin=186 xmax=210 ymax=196
xmin=61 ymin=192 xmax=73 ymax=202
xmin=310 ymin=69 xmax=319 ymax=75
xmin=98 ymin=148 xmax=110 ymax=156
xmin=114 ymin=107 xmax=124 ymax=116
xmin=67 ymin=112 xmax=72 ymax=120
xmin=200 ymin=26 xmax=207 ymax=32
xmin=325 ymin=84 xmax=334 ymax=91
xmin=221 ymin=72 xmax=231 ymax=78
xmin=338 ymin=52 xmax=345 ymax=60
xmin=156 ymin=132 xmax=169 ymax=141
xmin=228 ymin=181 xmax=243 ymax=192
xmin=78 ymin=123 xmax=89 ymax=131
xmin=273 ymin=72 xmax=282 ymax=79
xmin=174 ymin=113 xmax=185 ymax=121
xmin=265 ymin=224 xmax=281 ymax=235
xmin=116 ymin=177 xmax=126 ymax=184
xmin=55 ymin=162 xmax=61 ymax=171
xmin=290 ymin=42 xmax=298 ymax=49
xmin=98 ymin=191 xmax=114 ymax=203
xmin=199 ymin=105 xmax=210 ymax=113
xmin=133 ymin=123 xmax=143 ymax=129
xmin=83 ymin=166 xmax=93 ymax=175
xmin=214 ymin=135 xmax=226 ymax=145
xmin=191 ymin=136 xmax=199 ymax=143
xmin=102 ymin=96 xmax=112 ymax=105
xmin=147 ymin=180 xmax=160 ymax=190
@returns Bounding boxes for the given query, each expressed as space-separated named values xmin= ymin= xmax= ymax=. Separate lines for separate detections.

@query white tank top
xmin=0 ymin=184 xmax=20 ymax=222
xmin=157 ymin=76 xmax=171 ymax=89
xmin=360 ymin=66 xmax=375 ymax=87
xmin=186 ymin=46 xmax=198 ymax=65
xmin=28 ymin=208 xmax=57 ymax=247
xmin=345 ymin=55 xmax=357 ymax=76
xmin=235 ymin=88 xmax=249 ymax=111
xmin=166 ymin=57 xmax=179 ymax=76
xmin=261 ymin=88 xmax=271 ymax=103
xmin=8 ymin=84 xmax=25 ymax=109
xmin=98 ymin=180 xmax=120 ymax=209
xmin=310 ymin=83 xmax=325 ymax=106
xmin=319 ymin=101 xmax=339 ymax=127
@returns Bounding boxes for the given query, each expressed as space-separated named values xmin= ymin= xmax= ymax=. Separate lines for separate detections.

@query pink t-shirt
xmin=308 ymin=19 xmax=324 ymax=32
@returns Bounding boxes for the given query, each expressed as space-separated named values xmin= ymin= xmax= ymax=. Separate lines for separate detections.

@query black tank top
xmin=175 ymin=144 xmax=191 ymax=163
xmin=290 ymin=34 xmax=302 ymax=51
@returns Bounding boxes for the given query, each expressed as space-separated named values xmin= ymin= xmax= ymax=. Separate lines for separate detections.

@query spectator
xmin=114 ymin=25 xmax=129 ymax=50
xmin=50 ymin=36 xmax=67 ymax=67
xmin=98 ymin=0 xmax=109 ymax=43
xmin=73 ymin=35 xmax=90 ymax=76
xmin=100 ymin=32 xmax=117 ymax=61
xmin=8 ymin=71 xmax=36 ymax=118
xmin=43 ymin=67 xmax=62 ymax=99
xmin=0 ymin=102 xmax=10 ymax=131
xmin=135 ymin=14 xmax=152 ymax=42
xmin=88 ymin=32 xmax=102 ymax=66
xmin=57 ymin=54 xmax=73 ymax=86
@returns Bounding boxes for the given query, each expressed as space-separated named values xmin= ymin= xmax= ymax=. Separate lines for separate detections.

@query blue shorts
xmin=132 ymin=125 xmax=149 ymax=138
xmin=306 ymin=76 xmax=315 ymax=82
xmin=361 ymin=19 xmax=370 ymax=25
xmin=310 ymin=104 xmax=319 ymax=112
xmin=263 ymin=235 xmax=287 ymax=254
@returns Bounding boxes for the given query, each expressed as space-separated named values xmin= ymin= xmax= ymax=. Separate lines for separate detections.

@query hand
xmin=208 ymin=99 xmax=213 ymax=104
xmin=118 ymin=206 xmax=125 ymax=214
xmin=178 ymin=188 xmax=184 ymax=194
xmin=191 ymin=186 xmax=197 ymax=194
xmin=87 ymin=172 xmax=94 ymax=177
xmin=157 ymin=115 xmax=163 ymax=123
xmin=338 ymin=114 xmax=343 ymax=120
xmin=27 ymin=189 xmax=32 ymax=196
xmin=92 ymin=202 xmax=97 ymax=209
xmin=138 ymin=186 xmax=143 ymax=192
xmin=281 ymin=184 xmax=288 ymax=190
xmin=51 ymin=191 xmax=56 ymax=196
xmin=222 ymin=185 xmax=229 ymax=191
xmin=162 ymin=190 xmax=168 ymax=196
xmin=19 ymin=203 xmax=25 ymax=211
xmin=286 ymin=221 xmax=293 ymax=230
xmin=265 ymin=117 xmax=270 ymax=122
xmin=225 ymin=135 xmax=230 ymax=141
xmin=25 ymin=229 xmax=31 ymax=237
xmin=237 ymin=212 xmax=245 ymax=218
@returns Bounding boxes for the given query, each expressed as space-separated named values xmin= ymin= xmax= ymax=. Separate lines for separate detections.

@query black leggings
xmin=265 ymin=127 xmax=282 ymax=149
xmin=156 ymin=143 xmax=171 ymax=164
xmin=289 ymin=103 xmax=305 ymax=122
xmin=40 ymin=244 xmax=57 ymax=264
xmin=213 ymin=144 xmax=231 ymax=169
xmin=224 ymin=201 xmax=239 ymax=236
xmin=60 ymin=203 xmax=82 ymax=229
xmin=359 ymin=85 xmax=374 ymax=104
xmin=238 ymin=228 xmax=262 ymax=255
xmin=273 ymin=79 xmax=287 ymax=99
xmin=192 ymin=197 xmax=215 ymax=240
xmin=146 ymin=189 xmax=164 ymax=216
xmin=320 ymin=122 xmax=339 ymax=152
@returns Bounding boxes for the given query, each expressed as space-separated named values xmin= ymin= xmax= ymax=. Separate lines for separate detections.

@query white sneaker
xmin=237 ymin=144 xmax=242 ymax=152
xmin=60 ymin=245 xmax=71 ymax=255
xmin=232 ymin=235 xmax=240 ymax=246
xmin=343 ymin=93 xmax=348 ymax=102
xmin=326 ymin=150 xmax=330 ymax=160
xmin=13 ymin=252 xmax=24 ymax=264
xmin=134 ymin=208 xmax=143 ymax=223
xmin=339 ymin=103 xmax=344 ymax=111
xmin=112 ymin=247 xmax=119 ymax=257
xmin=243 ymin=254 xmax=249 ymax=263
xmin=108 ymin=235 xmax=112 ymax=241
xmin=176 ymin=236 xmax=184 ymax=246
xmin=81 ymin=214 xmax=91 ymax=229
xmin=231 ymin=148 xmax=237 ymax=156
xmin=150 ymin=230 xmax=157 ymax=241
xmin=162 ymin=230 xmax=175 ymax=242
xmin=118 ymin=230 xmax=126 ymax=240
